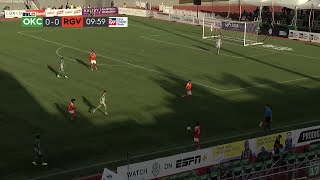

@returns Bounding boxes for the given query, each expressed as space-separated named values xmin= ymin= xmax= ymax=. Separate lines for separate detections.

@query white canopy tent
xmin=225 ymin=0 xmax=320 ymax=28
xmin=228 ymin=0 xmax=320 ymax=9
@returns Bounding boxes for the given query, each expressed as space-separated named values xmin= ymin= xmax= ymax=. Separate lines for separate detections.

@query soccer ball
xmin=187 ymin=127 xmax=191 ymax=131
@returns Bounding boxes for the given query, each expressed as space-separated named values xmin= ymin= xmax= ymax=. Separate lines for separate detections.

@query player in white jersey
xmin=92 ymin=91 xmax=108 ymax=115
xmin=57 ymin=57 xmax=68 ymax=78
xmin=216 ymin=36 xmax=222 ymax=55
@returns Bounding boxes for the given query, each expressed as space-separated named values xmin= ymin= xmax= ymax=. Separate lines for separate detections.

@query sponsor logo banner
xmin=82 ymin=7 xmax=118 ymax=16
xmin=293 ymin=125 xmax=320 ymax=146
xmin=26 ymin=10 xmax=45 ymax=16
xmin=45 ymin=8 xmax=82 ymax=17
xmin=213 ymin=133 xmax=287 ymax=164
xmin=109 ymin=17 xmax=128 ymax=27
xmin=289 ymin=30 xmax=320 ymax=43
xmin=117 ymin=148 xmax=213 ymax=180
xmin=222 ymin=21 xmax=245 ymax=32
xmin=62 ymin=17 xmax=83 ymax=28
xmin=118 ymin=7 xmax=151 ymax=17
xmin=101 ymin=168 xmax=125 ymax=180
xmin=115 ymin=125 xmax=320 ymax=180
xmin=5 ymin=10 xmax=26 ymax=18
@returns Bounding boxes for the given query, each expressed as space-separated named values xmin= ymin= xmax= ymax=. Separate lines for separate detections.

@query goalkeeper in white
xmin=92 ymin=90 xmax=108 ymax=115
xmin=216 ymin=36 xmax=222 ymax=55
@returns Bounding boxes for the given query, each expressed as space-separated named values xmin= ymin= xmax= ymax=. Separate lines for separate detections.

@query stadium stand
xmin=157 ymin=144 xmax=320 ymax=180
xmin=0 ymin=0 xmax=26 ymax=10
xmin=34 ymin=0 xmax=179 ymax=9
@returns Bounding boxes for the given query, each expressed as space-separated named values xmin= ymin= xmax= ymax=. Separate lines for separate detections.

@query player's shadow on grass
xmin=192 ymin=45 xmax=211 ymax=52
xmin=82 ymin=96 xmax=95 ymax=113
xmin=47 ymin=65 xmax=57 ymax=76
xmin=54 ymin=103 xmax=67 ymax=117
xmin=75 ymin=58 xmax=90 ymax=69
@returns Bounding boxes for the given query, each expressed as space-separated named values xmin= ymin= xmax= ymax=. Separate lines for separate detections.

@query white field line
xmin=182 ymin=33 xmax=320 ymax=60
xmin=29 ymin=119 xmax=320 ymax=180
xmin=224 ymin=76 xmax=320 ymax=92
xmin=17 ymin=23 xmax=320 ymax=60
xmin=18 ymin=31 xmax=225 ymax=92
xmin=131 ymin=24 xmax=320 ymax=60
xmin=140 ymin=33 xmax=279 ymax=59
xmin=55 ymin=46 xmax=134 ymax=67
xmin=18 ymin=30 xmax=319 ymax=93
xmin=141 ymin=36 xmax=244 ymax=59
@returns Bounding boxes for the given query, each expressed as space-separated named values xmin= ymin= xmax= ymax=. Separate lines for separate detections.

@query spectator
xmin=70 ymin=4 xmax=74 ymax=9
xmin=279 ymin=144 xmax=284 ymax=154
xmin=241 ymin=140 xmax=253 ymax=159
xmin=52 ymin=6 xmax=56 ymax=9
xmin=273 ymin=144 xmax=279 ymax=155
xmin=284 ymin=132 xmax=293 ymax=151
xmin=59 ymin=5 xmax=63 ymax=9
xmin=274 ymin=135 xmax=282 ymax=148
xmin=66 ymin=1 xmax=69 ymax=9
xmin=111 ymin=1 xmax=114 ymax=8
xmin=88 ymin=4 xmax=91 ymax=8
xmin=257 ymin=147 xmax=271 ymax=161
xmin=124 ymin=3 xmax=127 ymax=8
xmin=47 ymin=6 xmax=51 ymax=10
xmin=264 ymin=104 xmax=272 ymax=131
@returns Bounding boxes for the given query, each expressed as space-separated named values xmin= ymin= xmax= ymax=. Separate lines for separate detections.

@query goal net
xmin=202 ymin=17 xmax=263 ymax=46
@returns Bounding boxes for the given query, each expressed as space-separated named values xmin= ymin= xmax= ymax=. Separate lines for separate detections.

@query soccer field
xmin=1 ymin=16 xmax=320 ymax=179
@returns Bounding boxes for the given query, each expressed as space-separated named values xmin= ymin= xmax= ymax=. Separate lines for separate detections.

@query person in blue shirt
xmin=264 ymin=104 xmax=272 ymax=131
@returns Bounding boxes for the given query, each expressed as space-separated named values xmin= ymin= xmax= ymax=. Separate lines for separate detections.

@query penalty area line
xmin=18 ymin=31 xmax=225 ymax=92
xmin=55 ymin=46 xmax=135 ymax=67
xmin=224 ymin=75 xmax=320 ymax=92
xmin=29 ymin=119 xmax=320 ymax=180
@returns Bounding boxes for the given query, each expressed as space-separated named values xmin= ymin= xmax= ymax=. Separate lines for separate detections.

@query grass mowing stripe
xmin=141 ymin=36 xmax=244 ymax=59
xmin=224 ymin=75 xmax=320 ymax=92
xmin=17 ymin=31 xmax=225 ymax=92
xmin=55 ymin=46 xmax=135 ymax=67
xmin=18 ymin=31 xmax=319 ymax=93
xmin=133 ymin=22 xmax=318 ymax=60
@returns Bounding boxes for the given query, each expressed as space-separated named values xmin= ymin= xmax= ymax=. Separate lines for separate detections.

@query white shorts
xmin=68 ymin=110 xmax=74 ymax=114
xmin=187 ymin=91 xmax=192 ymax=95
xmin=194 ymin=138 xmax=199 ymax=143
xmin=216 ymin=45 xmax=221 ymax=49
xmin=100 ymin=103 xmax=106 ymax=108
xmin=91 ymin=60 xmax=97 ymax=64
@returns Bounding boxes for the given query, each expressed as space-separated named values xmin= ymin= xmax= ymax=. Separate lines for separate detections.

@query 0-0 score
xmin=43 ymin=17 xmax=62 ymax=27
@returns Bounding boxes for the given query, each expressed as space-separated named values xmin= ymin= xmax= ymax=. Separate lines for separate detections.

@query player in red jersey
xmin=182 ymin=80 xmax=192 ymax=98
xmin=68 ymin=99 xmax=76 ymax=120
xmin=194 ymin=121 xmax=200 ymax=149
xmin=90 ymin=50 xmax=97 ymax=71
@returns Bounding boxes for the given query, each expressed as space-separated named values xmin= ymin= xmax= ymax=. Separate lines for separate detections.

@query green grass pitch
xmin=1 ymin=16 xmax=320 ymax=179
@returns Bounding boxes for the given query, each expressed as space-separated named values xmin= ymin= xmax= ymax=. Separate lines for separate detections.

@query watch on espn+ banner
xmin=21 ymin=16 xmax=128 ymax=28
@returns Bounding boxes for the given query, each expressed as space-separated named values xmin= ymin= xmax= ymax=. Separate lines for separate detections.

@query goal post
xmin=202 ymin=17 xmax=263 ymax=46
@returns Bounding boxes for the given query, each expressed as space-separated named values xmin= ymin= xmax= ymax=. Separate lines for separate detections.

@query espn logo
xmin=22 ymin=12 xmax=36 ymax=17
xmin=176 ymin=155 xmax=201 ymax=168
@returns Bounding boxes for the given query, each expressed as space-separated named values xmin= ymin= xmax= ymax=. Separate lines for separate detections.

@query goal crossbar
xmin=202 ymin=17 xmax=263 ymax=46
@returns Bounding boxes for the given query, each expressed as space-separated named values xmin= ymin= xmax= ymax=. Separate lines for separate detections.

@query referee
xmin=264 ymin=104 xmax=272 ymax=131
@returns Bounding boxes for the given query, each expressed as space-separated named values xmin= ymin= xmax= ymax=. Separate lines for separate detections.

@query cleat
xmin=57 ymin=75 xmax=60 ymax=78
xmin=104 ymin=112 xmax=108 ymax=115
xmin=32 ymin=161 xmax=37 ymax=165
xmin=92 ymin=110 xmax=95 ymax=113
xmin=64 ymin=76 xmax=68 ymax=78
xmin=42 ymin=162 xmax=48 ymax=166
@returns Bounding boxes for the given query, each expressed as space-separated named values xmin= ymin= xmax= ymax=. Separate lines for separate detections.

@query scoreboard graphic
xmin=21 ymin=16 xmax=128 ymax=28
